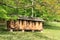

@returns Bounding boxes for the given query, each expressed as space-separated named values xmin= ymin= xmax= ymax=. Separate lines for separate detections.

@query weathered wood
xmin=14 ymin=21 xmax=20 ymax=30
xmin=10 ymin=29 xmax=13 ymax=32
xmin=32 ymin=21 xmax=40 ymax=31
xmin=26 ymin=21 xmax=30 ymax=30
xmin=34 ymin=22 xmax=39 ymax=30
xmin=22 ymin=30 xmax=24 ymax=32
xmin=10 ymin=20 xmax=14 ymax=29
xmin=19 ymin=20 xmax=23 ymax=29
xmin=23 ymin=21 xmax=26 ymax=29
xmin=32 ymin=30 xmax=34 ymax=32
xmin=7 ymin=17 xmax=44 ymax=31
xmin=29 ymin=21 xmax=33 ymax=30
xmin=39 ymin=22 xmax=43 ymax=30
xmin=32 ymin=21 xmax=35 ymax=30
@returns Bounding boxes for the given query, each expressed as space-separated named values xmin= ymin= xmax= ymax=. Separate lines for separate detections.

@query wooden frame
xmin=7 ymin=17 xmax=44 ymax=32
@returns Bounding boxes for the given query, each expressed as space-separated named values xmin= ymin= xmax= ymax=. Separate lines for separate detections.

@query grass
xmin=0 ymin=22 xmax=60 ymax=40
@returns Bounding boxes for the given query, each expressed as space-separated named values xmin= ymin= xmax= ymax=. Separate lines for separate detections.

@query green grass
xmin=0 ymin=22 xmax=60 ymax=40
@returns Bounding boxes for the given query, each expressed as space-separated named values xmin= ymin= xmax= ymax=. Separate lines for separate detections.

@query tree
xmin=0 ymin=0 xmax=60 ymax=21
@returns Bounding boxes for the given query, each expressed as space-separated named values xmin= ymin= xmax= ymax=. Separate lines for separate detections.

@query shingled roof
xmin=18 ymin=16 xmax=44 ymax=22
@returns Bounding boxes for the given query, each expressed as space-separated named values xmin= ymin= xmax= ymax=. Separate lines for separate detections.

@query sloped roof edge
xmin=18 ymin=16 xmax=44 ymax=22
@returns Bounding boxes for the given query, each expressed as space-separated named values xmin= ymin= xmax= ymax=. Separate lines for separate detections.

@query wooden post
xmin=35 ymin=22 xmax=39 ymax=30
xmin=29 ymin=21 xmax=33 ymax=30
xmin=10 ymin=20 xmax=14 ymax=30
xmin=32 ymin=21 xmax=34 ymax=32
xmin=39 ymin=22 xmax=43 ymax=31
xmin=26 ymin=21 xmax=29 ymax=30
xmin=19 ymin=20 xmax=25 ymax=32
xmin=10 ymin=29 xmax=13 ymax=32
xmin=23 ymin=20 xmax=26 ymax=30
xmin=14 ymin=21 xmax=20 ymax=30
xmin=22 ymin=30 xmax=24 ymax=32
xmin=32 ymin=30 xmax=34 ymax=32
xmin=19 ymin=20 xmax=23 ymax=29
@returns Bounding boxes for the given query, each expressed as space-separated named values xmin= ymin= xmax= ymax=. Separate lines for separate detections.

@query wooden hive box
xmin=7 ymin=17 xmax=44 ymax=32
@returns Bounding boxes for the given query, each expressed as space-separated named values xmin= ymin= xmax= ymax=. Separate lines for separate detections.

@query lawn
xmin=0 ymin=22 xmax=60 ymax=40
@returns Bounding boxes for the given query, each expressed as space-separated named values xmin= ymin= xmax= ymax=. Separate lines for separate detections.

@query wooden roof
xmin=18 ymin=16 xmax=44 ymax=22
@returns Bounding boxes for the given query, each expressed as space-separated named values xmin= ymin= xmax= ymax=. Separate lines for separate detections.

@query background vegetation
xmin=0 ymin=0 xmax=60 ymax=40
xmin=0 ymin=0 xmax=60 ymax=21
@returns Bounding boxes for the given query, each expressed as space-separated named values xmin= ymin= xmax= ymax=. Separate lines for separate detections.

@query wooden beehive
xmin=7 ymin=17 xmax=44 ymax=32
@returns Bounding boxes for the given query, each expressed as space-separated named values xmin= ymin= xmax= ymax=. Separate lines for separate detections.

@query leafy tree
xmin=0 ymin=0 xmax=60 ymax=21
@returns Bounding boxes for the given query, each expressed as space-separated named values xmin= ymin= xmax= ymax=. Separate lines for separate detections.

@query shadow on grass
xmin=0 ymin=25 xmax=56 ymax=40
xmin=0 ymin=25 xmax=12 ymax=35
xmin=44 ymin=24 xmax=60 ymax=30
xmin=33 ymin=32 xmax=55 ymax=40
xmin=0 ymin=25 xmax=7 ymax=31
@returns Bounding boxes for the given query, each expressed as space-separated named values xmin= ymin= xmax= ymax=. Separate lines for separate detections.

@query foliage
xmin=0 ymin=0 xmax=60 ymax=21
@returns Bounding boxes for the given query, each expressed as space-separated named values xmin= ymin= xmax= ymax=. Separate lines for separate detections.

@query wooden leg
xmin=10 ymin=29 xmax=13 ymax=32
xmin=32 ymin=30 xmax=34 ymax=32
xmin=40 ymin=30 xmax=43 ymax=32
xmin=22 ymin=30 xmax=24 ymax=32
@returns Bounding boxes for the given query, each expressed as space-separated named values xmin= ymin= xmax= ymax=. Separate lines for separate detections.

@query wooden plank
xmin=7 ymin=19 xmax=43 ymax=31
xmin=14 ymin=21 xmax=20 ymax=30
xmin=26 ymin=21 xmax=30 ymax=30
xmin=34 ymin=22 xmax=39 ymax=30
xmin=10 ymin=20 xmax=14 ymax=29
xmin=19 ymin=20 xmax=23 ymax=29
xmin=23 ymin=20 xmax=26 ymax=29
xmin=32 ymin=21 xmax=35 ymax=30
xmin=25 ymin=21 xmax=33 ymax=30
xmin=39 ymin=22 xmax=43 ymax=30
xmin=29 ymin=21 xmax=33 ymax=30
